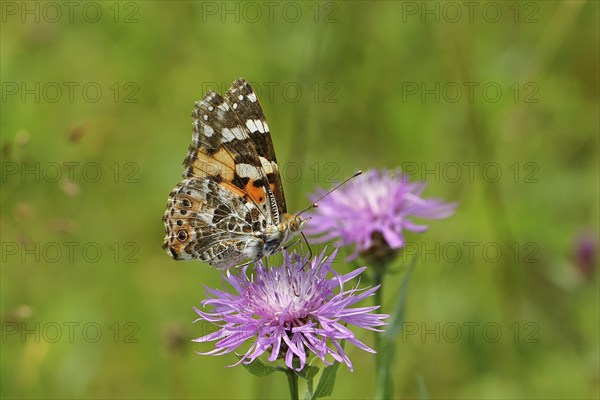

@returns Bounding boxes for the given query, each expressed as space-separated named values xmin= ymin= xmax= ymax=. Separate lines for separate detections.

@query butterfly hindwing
xmin=162 ymin=177 xmax=266 ymax=269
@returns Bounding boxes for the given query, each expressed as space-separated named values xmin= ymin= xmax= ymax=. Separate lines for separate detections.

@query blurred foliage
xmin=1 ymin=1 xmax=598 ymax=399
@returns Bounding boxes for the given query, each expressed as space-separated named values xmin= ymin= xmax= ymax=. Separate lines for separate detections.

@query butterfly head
xmin=282 ymin=213 xmax=308 ymax=236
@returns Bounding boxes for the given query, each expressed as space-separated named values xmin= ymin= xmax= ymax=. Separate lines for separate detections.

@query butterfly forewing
xmin=183 ymin=91 xmax=274 ymax=219
xmin=225 ymin=79 xmax=287 ymax=218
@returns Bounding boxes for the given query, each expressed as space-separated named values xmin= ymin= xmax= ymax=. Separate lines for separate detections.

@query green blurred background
xmin=1 ymin=1 xmax=598 ymax=399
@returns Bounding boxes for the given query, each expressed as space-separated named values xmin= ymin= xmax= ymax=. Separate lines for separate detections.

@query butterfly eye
xmin=290 ymin=221 xmax=298 ymax=232
xmin=177 ymin=230 xmax=188 ymax=241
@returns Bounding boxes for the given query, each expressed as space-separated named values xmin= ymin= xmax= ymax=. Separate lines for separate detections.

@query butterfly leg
xmin=300 ymin=232 xmax=312 ymax=271
xmin=285 ymin=263 xmax=301 ymax=297
xmin=232 ymin=259 xmax=255 ymax=270
xmin=283 ymin=238 xmax=300 ymax=251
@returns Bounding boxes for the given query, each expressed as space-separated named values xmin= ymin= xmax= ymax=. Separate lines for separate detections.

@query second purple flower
xmin=305 ymin=169 xmax=457 ymax=261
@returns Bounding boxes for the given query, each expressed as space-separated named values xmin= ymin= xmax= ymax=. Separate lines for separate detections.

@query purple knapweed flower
xmin=572 ymin=230 xmax=597 ymax=280
xmin=305 ymin=169 xmax=457 ymax=261
xmin=193 ymin=249 xmax=388 ymax=371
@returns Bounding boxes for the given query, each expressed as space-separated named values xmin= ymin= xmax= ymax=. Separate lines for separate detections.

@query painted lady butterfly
xmin=162 ymin=78 xmax=307 ymax=269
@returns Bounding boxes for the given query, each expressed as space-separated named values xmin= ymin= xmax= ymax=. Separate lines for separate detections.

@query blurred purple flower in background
xmin=305 ymin=169 xmax=457 ymax=261
xmin=193 ymin=249 xmax=388 ymax=371
xmin=572 ymin=230 xmax=597 ymax=280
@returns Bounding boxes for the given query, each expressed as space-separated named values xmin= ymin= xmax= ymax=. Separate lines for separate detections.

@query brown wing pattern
xmin=162 ymin=79 xmax=285 ymax=268
xmin=162 ymin=178 xmax=266 ymax=269
xmin=225 ymin=78 xmax=287 ymax=218
xmin=183 ymin=89 xmax=277 ymax=223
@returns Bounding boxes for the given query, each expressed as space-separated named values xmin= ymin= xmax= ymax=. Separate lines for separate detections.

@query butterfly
xmin=162 ymin=78 xmax=307 ymax=269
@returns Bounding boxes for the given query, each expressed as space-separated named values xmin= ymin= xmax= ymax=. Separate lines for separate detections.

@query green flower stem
xmin=373 ymin=262 xmax=390 ymax=400
xmin=285 ymin=368 xmax=299 ymax=400
xmin=373 ymin=265 xmax=385 ymax=351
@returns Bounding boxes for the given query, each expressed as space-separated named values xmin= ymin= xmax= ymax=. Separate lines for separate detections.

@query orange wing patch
xmin=219 ymin=179 xmax=267 ymax=206
xmin=187 ymin=147 xmax=236 ymax=182
xmin=244 ymin=180 xmax=267 ymax=205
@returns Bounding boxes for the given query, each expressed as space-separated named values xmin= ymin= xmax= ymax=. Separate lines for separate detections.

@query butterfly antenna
xmin=297 ymin=170 xmax=363 ymax=216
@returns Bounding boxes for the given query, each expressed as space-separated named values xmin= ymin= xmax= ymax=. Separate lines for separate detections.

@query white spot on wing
xmin=221 ymin=128 xmax=235 ymax=142
xmin=259 ymin=156 xmax=275 ymax=174
xmin=218 ymin=102 xmax=229 ymax=111
xmin=203 ymin=115 xmax=208 ymax=121
xmin=246 ymin=119 xmax=258 ymax=133
xmin=238 ymin=94 xmax=243 ymax=101
xmin=208 ymin=105 xmax=214 ymax=111
xmin=230 ymin=126 xmax=246 ymax=140
xmin=233 ymin=103 xmax=238 ymax=109
xmin=204 ymin=125 xmax=214 ymax=137
xmin=247 ymin=92 xmax=257 ymax=102
xmin=254 ymin=119 xmax=265 ymax=133
xmin=236 ymin=163 xmax=262 ymax=179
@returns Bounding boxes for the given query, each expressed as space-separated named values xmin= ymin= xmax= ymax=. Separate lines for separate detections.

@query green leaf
xmin=311 ymin=362 xmax=341 ymax=399
xmin=304 ymin=377 xmax=314 ymax=400
xmin=235 ymin=355 xmax=277 ymax=377
xmin=297 ymin=365 xmax=320 ymax=380
xmin=374 ymin=340 xmax=395 ymax=400
xmin=302 ymin=359 xmax=320 ymax=399
xmin=382 ymin=252 xmax=418 ymax=342
xmin=375 ymin=252 xmax=419 ymax=399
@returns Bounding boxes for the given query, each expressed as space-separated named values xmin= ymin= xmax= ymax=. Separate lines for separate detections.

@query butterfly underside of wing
xmin=162 ymin=78 xmax=288 ymax=269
